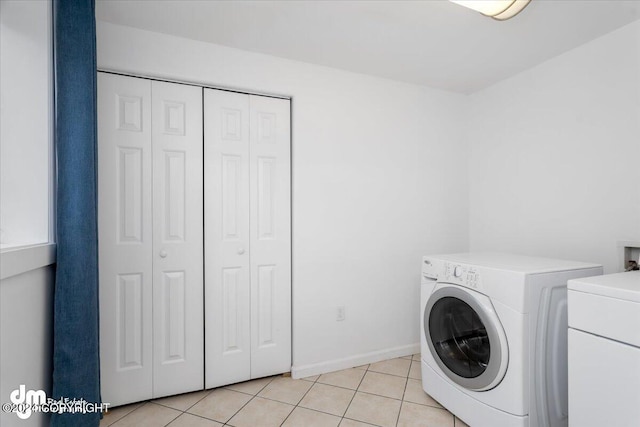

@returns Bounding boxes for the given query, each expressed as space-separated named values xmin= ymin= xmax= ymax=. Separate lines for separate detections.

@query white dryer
xmin=420 ymin=253 xmax=601 ymax=427
xmin=567 ymin=271 xmax=640 ymax=427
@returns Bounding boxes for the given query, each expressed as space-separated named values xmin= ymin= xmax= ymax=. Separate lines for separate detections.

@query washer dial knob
xmin=453 ymin=266 xmax=463 ymax=277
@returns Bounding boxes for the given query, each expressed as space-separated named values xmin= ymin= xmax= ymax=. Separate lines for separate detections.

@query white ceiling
xmin=96 ymin=0 xmax=640 ymax=94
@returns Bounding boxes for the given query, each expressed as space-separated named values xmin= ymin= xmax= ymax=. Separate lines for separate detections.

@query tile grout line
xmin=224 ymin=392 xmax=259 ymax=426
xmin=159 ymin=377 xmax=276 ymax=424
xmin=105 ymin=401 xmax=149 ymax=427
xmin=367 ymin=358 xmax=413 ymax=379
xmin=394 ymin=371 xmax=409 ymax=427
xmin=367 ymin=370 xmax=412 ymax=379
xmin=277 ymin=376 xmax=317 ymax=426
xmin=161 ymin=406 xmax=182 ymax=427
xmin=222 ymin=375 xmax=281 ymax=426
xmin=296 ymin=381 xmax=360 ymax=421
xmin=341 ymin=416 xmax=382 ymax=427
xmin=340 ymin=362 xmax=371 ymax=424
xmin=224 ymin=375 xmax=277 ymax=397
xmin=152 ymin=389 xmax=211 ymax=413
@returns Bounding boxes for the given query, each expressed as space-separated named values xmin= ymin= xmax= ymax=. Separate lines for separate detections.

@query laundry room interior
xmin=0 ymin=1 xmax=639 ymax=427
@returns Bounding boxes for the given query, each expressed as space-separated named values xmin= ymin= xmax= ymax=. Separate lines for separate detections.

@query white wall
xmin=96 ymin=22 xmax=469 ymax=374
xmin=0 ymin=266 xmax=54 ymax=427
xmin=468 ymin=20 xmax=640 ymax=274
xmin=0 ymin=2 xmax=54 ymax=425
xmin=0 ymin=0 xmax=53 ymax=248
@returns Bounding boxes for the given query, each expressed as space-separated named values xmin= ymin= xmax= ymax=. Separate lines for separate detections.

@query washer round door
xmin=424 ymin=284 xmax=508 ymax=391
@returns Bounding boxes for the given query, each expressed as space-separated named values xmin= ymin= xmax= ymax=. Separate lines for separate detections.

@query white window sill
xmin=0 ymin=243 xmax=56 ymax=280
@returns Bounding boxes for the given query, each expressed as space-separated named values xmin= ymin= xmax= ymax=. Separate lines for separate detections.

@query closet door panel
xmin=151 ymin=81 xmax=204 ymax=397
xmin=204 ymin=89 xmax=252 ymax=388
xmin=249 ymin=95 xmax=292 ymax=378
xmin=98 ymin=73 xmax=153 ymax=406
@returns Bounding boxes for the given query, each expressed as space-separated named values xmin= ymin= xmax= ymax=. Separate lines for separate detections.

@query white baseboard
xmin=291 ymin=343 xmax=420 ymax=379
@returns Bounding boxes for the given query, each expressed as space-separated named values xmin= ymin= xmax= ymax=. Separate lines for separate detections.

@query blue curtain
xmin=52 ymin=0 xmax=101 ymax=426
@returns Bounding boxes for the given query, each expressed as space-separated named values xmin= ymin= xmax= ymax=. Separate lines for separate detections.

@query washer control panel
xmin=444 ymin=262 xmax=482 ymax=290
xmin=422 ymin=257 xmax=482 ymax=290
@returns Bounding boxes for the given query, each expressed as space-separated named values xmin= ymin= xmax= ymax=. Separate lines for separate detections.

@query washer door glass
xmin=429 ymin=297 xmax=490 ymax=378
xmin=424 ymin=285 xmax=506 ymax=391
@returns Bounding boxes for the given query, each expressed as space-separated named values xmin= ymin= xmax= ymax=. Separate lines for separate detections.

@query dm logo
xmin=10 ymin=385 xmax=46 ymax=420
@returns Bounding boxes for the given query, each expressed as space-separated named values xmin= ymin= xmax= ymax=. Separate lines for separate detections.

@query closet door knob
xmin=237 ymin=247 xmax=245 ymax=255
xmin=159 ymin=249 xmax=168 ymax=258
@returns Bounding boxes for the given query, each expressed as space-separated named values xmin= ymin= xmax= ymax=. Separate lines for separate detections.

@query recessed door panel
xmin=98 ymin=73 xmax=153 ymax=406
xmin=163 ymin=151 xmax=186 ymax=242
xmin=222 ymin=155 xmax=242 ymax=240
xmin=117 ymin=95 xmax=142 ymax=132
xmin=117 ymin=273 xmax=143 ymax=369
xmin=257 ymin=157 xmax=276 ymax=240
xmin=222 ymin=267 xmax=242 ymax=353
xmin=162 ymin=101 xmax=185 ymax=135
xmin=204 ymin=88 xmax=251 ymax=388
xmin=257 ymin=265 xmax=276 ymax=348
xmin=151 ymin=80 xmax=203 ymax=398
xmin=161 ymin=271 xmax=186 ymax=363
xmin=117 ymin=147 xmax=143 ymax=243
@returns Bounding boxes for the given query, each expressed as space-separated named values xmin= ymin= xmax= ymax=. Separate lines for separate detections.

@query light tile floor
xmin=100 ymin=354 xmax=470 ymax=427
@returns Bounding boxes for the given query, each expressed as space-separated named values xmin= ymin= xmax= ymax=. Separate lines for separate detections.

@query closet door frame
xmin=98 ymin=70 xmax=293 ymax=395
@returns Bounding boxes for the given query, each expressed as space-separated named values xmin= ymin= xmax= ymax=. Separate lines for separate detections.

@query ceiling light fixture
xmin=449 ymin=0 xmax=531 ymax=21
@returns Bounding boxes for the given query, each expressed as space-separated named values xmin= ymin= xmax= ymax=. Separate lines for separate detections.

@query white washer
xmin=420 ymin=253 xmax=602 ymax=427
xmin=567 ymin=271 xmax=640 ymax=427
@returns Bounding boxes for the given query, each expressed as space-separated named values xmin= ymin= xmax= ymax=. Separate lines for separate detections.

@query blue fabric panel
xmin=51 ymin=0 xmax=101 ymax=426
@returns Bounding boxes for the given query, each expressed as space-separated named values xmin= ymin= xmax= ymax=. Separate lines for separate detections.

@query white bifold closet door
xmin=204 ymin=89 xmax=291 ymax=389
xmin=98 ymin=73 xmax=203 ymax=406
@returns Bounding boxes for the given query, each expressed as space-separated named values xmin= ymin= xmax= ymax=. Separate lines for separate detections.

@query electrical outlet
xmin=336 ymin=306 xmax=346 ymax=321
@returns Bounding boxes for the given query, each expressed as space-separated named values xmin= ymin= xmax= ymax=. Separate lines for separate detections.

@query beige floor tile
xmin=408 ymin=361 xmax=422 ymax=380
xmin=455 ymin=416 xmax=471 ymax=427
xmin=299 ymin=382 xmax=355 ymax=417
xmin=227 ymin=397 xmax=294 ymax=427
xmin=344 ymin=392 xmax=401 ymax=427
xmin=226 ymin=376 xmax=274 ymax=395
xmin=403 ymin=378 xmax=443 ymax=408
xmin=339 ymin=419 xmax=376 ymax=427
xmin=282 ymin=407 xmax=341 ymax=427
xmin=412 ymin=353 xmax=421 ymax=361
xmin=257 ymin=376 xmax=313 ymax=405
xmin=187 ymin=389 xmax=252 ymax=423
xmin=369 ymin=357 xmax=411 ymax=377
xmin=354 ymin=364 xmax=369 ymax=370
xmin=167 ymin=413 xmax=224 ymax=427
xmin=401 ymin=355 xmax=413 ymax=360
xmin=317 ymin=368 xmax=366 ymax=390
xmin=397 ymin=401 xmax=454 ymax=427
xmin=358 ymin=371 xmax=407 ymax=400
xmin=301 ymin=374 xmax=320 ymax=382
xmin=110 ymin=403 xmax=181 ymax=427
xmin=100 ymin=402 xmax=145 ymax=426
xmin=153 ymin=390 xmax=210 ymax=411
